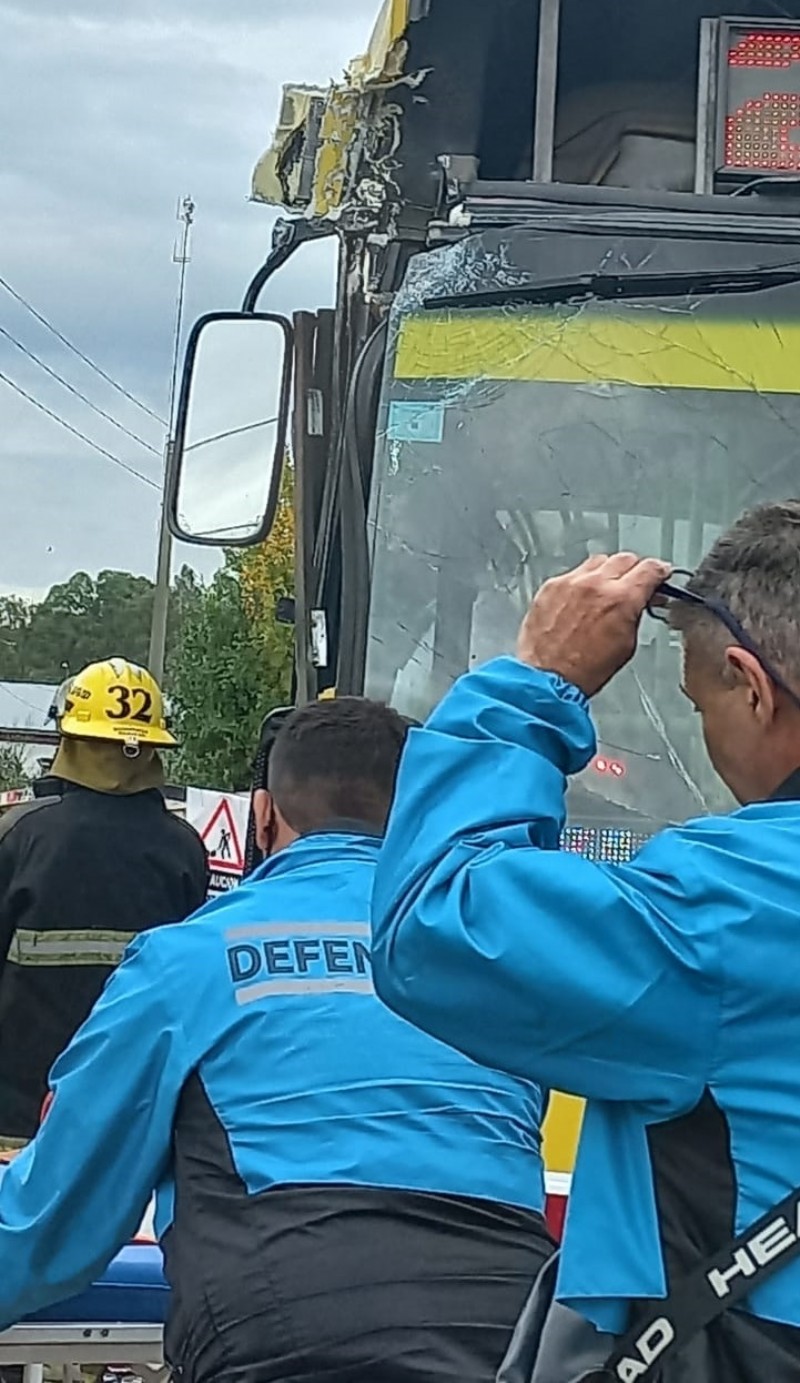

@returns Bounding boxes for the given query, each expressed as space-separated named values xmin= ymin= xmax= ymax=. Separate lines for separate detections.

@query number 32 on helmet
xmin=56 ymin=658 xmax=177 ymax=749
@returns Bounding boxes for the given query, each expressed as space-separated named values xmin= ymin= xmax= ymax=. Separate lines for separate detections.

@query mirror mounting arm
xmin=241 ymin=218 xmax=334 ymax=314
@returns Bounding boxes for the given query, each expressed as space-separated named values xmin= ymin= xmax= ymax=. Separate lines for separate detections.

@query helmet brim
xmin=60 ymin=718 xmax=178 ymax=749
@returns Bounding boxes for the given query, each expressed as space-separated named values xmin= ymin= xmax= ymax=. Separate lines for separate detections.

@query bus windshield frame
xmin=363 ymin=226 xmax=800 ymax=850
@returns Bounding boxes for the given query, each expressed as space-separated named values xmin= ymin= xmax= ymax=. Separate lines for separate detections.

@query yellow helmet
xmin=59 ymin=659 xmax=177 ymax=748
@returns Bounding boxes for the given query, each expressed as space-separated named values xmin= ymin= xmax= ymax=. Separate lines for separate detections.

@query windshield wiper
xmin=423 ymin=264 xmax=800 ymax=310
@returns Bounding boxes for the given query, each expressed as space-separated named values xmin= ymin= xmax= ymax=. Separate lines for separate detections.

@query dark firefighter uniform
xmin=0 ymin=658 xmax=208 ymax=1147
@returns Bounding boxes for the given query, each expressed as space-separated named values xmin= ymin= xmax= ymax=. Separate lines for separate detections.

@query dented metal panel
xmin=349 ymin=0 xmax=412 ymax=86
xmin=252 ymin=86 xmax=329 ymax=210
xmin=252 ymin=0 xmax=417 ymax=220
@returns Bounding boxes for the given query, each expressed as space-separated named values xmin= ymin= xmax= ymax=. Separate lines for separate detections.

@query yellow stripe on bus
xmin=394 ymin=313 xmax=800 ymax=393
xmin=542 ymin=1092 xmax=584 ymax=1175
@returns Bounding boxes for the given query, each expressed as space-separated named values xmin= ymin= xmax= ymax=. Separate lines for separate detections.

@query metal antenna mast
xmin=148 ymin=196 xmax=195 ymax=683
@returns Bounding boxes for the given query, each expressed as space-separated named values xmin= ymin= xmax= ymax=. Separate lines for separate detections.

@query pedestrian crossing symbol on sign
xmin=201 ymin=797 xmax=244 ymax=874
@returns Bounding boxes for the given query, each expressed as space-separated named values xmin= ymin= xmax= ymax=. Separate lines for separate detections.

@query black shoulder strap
xmin=605 ymin=1185 xmax=800 ymax=1381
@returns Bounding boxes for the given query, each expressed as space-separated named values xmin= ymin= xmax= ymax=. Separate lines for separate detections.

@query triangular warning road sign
xmin=201 ymin=796 xmax=244 ymax=873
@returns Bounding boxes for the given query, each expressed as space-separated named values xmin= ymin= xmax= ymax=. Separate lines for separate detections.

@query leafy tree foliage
xmin=0 ymin=474 xmax=295 ymax=791
xmin=0 ymin=746 xmax=31 ymax=793
xmin=168 ymin=472 xmax=295 ymax=790
xmin=0 ymin=569 xmax=197 ymax=684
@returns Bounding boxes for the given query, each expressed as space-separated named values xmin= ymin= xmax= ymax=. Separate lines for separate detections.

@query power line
xmin=0 ymin=325 xmax=161 ymax=456
xmin=185 ymin=416 xmax=279 ymax=452
xmin=0 ymin=274 xmax=167 ymax=427
xmin=0 ymin=683 xmax=51 ymax=717
xmin=0 ymin=369 xmax=160 ymax=491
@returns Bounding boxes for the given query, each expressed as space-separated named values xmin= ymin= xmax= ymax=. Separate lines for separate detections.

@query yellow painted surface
xmin=349 ymin=0 xmax=411 ymax=85
xmin=284 ymin=0 xmax=413 ymax=217
xmin=542 ymin=1092 xmax=585 ymax=1175
xmin=252 ymin=0 xmax=411 ymax=214
xmin=311 ymin=87 xmax=362 ymax=219
xmin=252 ymin=85 xmax=327 ymax=208
xmin=394 ymin=312 xmax=800 ymax=394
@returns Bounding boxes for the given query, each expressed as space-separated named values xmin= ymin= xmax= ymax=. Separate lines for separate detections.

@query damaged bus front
xmin=367 ymin=234 xmax=800 ymax=844
xmin=166 ymin=0 xmax=800 ymax=1220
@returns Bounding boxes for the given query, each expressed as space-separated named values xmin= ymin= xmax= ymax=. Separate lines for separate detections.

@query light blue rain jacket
xmin=0 ymin=827 xmax=546 ymax=1329
xmin=372 ymin=656 xmax=800 ymax=1336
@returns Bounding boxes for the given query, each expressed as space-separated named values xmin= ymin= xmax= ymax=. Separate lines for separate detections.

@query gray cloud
xmin=0 ymin=0 xmax=379 ymax=594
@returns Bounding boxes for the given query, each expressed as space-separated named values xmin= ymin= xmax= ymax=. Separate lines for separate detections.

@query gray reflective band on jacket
xmin=7 ymin=929 xmax=135 ymax=967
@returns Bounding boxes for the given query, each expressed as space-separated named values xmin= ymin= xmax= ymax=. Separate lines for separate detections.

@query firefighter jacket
xmin=0 ymin=827 xmax=550 ymax=1381
xmin=0 ymin=780 xmax=208 ymax=1142
xmin=371 ymin=656 xmax=800 ymax=1379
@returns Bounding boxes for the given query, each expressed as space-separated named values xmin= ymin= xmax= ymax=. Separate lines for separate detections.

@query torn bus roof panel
xmin=251 ymin=0 xmax=414 ymax=218
xmin=251 ymin=84 xmax=328 ymax=211
xmin=349 ymin=0 xmax=412 ymax=87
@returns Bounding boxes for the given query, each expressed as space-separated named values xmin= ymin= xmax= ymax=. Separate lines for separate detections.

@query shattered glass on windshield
xmin=364 ymin=229 xmax=800 ymax=834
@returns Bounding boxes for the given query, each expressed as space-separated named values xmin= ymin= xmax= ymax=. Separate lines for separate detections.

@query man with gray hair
xmin=371 ymin=500 xmax=800 ymax=1382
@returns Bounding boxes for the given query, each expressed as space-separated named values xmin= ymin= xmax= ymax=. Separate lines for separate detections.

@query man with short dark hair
xmin=372 ymin=502 xmax=800 ymax=1382
xmin=260 ymin=696 xmax=408 ymax=841
xmin=0 ymin=697 xmax=553 ymax=1383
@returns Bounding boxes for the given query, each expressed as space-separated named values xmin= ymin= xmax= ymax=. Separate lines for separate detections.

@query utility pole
xmin=148 ymin=195 xmax=195 ymax=683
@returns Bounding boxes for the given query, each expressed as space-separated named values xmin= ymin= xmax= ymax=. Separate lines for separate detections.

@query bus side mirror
xmin=168 ymin=311 xmax=294 ymax=547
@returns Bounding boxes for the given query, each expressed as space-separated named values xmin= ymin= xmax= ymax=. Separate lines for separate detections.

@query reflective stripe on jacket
xmin=0 ymin=781 xmax=208 ymax=1139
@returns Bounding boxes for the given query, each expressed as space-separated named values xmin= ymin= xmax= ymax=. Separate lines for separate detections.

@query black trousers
xmin=165 ymin=1187 xmax=555 ymax=1383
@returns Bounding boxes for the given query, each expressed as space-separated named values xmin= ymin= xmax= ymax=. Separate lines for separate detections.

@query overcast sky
xmin=0 ymin=0 xmax=380 ymax=599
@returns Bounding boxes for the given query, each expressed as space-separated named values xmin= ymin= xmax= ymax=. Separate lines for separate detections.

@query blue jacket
xmin=372 ymin=657 xmax=800 ymax=1337
xmin=0 ymin=827 xmax=546 ymax=1330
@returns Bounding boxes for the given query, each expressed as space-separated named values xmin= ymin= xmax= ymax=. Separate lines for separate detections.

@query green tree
xmin=168 ymin=565 xmax=272 ymax=790
xmin=169 ymin=474 xmax=295 ymax=790
xmin=0 ymin=468 xmax=295 ymax=790
xmin=0 ymin=570 xmax=198 ymax=685
xmin=0 ymin=745 xmax=31 ymax=793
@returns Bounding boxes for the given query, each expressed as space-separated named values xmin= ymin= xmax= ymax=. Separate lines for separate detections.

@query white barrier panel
xmin=186 ymin=789 xmax=250 ymax=898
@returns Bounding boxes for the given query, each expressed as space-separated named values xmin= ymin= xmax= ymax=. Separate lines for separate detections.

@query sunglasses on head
xmin=650 ymin=569 xmax=800 ymax=711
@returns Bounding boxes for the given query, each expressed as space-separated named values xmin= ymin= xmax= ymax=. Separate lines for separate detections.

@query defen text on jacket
xmin=371 ymin=657 xmax=800 ymax=1382
xmin=0 ymin=780 xmax=208 ymax=1143
xmin=0 ymin=828 xmax=552 ymax=1383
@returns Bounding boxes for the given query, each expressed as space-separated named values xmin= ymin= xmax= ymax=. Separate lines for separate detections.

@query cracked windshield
xmin=365 ymin=262 xmax=800 ymax=841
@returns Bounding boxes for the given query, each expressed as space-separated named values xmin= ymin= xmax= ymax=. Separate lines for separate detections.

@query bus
xmin=165 ymin=0 xmax=800 ymax=1231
